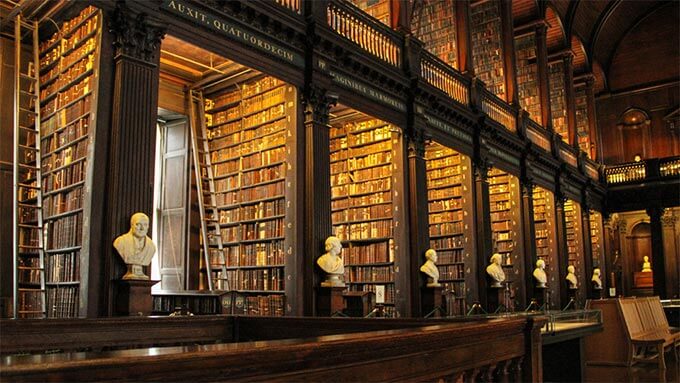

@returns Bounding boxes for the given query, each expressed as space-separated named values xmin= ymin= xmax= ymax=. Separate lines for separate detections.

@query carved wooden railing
xmin=421 ymin=51 xmax=469 ymax=106
xmin=605 ymin=161 xmax=646 ymax=184
xmin=274 ymin=0 xmax=301 ymax=14
xmin=327 ymin=0 xmax=401 ymax=67
xmin=660 ymin=156 xmax=680 ymax=177
xmin=480 ymin=88 xmax=516 ymax=132
xmin=525 ymin=118 xmax=552 ymax=153
xmin=559 ymin=145 xmax=578 ymax=168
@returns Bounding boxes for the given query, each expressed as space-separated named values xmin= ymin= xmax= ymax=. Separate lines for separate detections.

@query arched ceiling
xmin=545 ymin=6 xmax=566 ymax=52
xmin=511 ymin=0 xmax=539 ymax=27
xmin=548 ymin=0 xmax=677 ymax=92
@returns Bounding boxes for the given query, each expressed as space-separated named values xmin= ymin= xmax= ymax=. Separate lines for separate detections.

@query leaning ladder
xmin=188 ymin=89 xmax=229 ymax=291
xmin=13 ymin=15 xmax=46 ymax=319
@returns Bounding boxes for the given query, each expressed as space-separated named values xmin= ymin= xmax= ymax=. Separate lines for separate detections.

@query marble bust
xmin=420 ymin=248 xmax=441 ymax=287
xmin=113 ymin=212 xmax=156 ymax=280
xmin=642 ymin=256 xmax=652 ymax=272
xmin=566 ymin=265 xmax=578 ymax=289
xmin=591 ymin=268 xmax=602 ymax=289
xmin=317 ymin=236 xmax=345 ymax=287
xmin=533 ymin=259 xmax=547 ymax=288
xmin=485 ymin=253 xmax=505 ymax=288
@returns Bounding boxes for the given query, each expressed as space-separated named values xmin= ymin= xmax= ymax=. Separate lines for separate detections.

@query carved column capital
xmin=407 ymin=127 xmax=427 ymax=158
xmin=303 ymin=85 xmax=338 ymax=127
xmin=109 ymin=4 xmax=166 ymax=64
xmin=473 ymin=156 xmax=492 ymax=181
xmin=661 ymin=209 xmax=677 ymax=228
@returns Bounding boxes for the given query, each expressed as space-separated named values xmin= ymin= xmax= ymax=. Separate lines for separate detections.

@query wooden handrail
xmin=327 ymin=0 xmax=402 ymax=67
xmin=274 ymin=0 xmax=301 ymax=14
xmin=420 ymin=51 xmax=470 ymax=106
xmin=480 ymin=88 xmax=517 ymax=132
xmin=0 ymin=315 xmax=545 ymax=382
xmin=525 ymin=118 xmax=551 ymax=153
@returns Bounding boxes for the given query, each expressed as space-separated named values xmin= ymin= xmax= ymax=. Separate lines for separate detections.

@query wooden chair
xmin=617 ymin=297 xmax=679 ymax=370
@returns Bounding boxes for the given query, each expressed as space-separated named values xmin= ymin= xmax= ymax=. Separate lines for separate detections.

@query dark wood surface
xmin=1 ymin=315 xmax=545 ymax=382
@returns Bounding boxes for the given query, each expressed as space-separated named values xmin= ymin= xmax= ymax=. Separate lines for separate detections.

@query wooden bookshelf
xmin=351 ymin=0 xmax=391 ymax=26
xmin=425 ymin=143 xmax=473 ymax=315
xmin=589 ymin=210 xmax=604 ymax=271
xmin=414 ymin=0 xmax=458 ymax=69
xmin=202 ymin=75 xmax=295 ymax=317
xmin=515 ymin=33 xmax=541 ymax=124
xmin=37 ymin=6 xmax=102 ymax=318
xmin=487 ymin=168 xmax=521 ymax=307
xmin=564 ymin=199 xmax=585 ymax=302
xmin=330 ymin=114 xmax=399 ymax=317
xmin=532 ymin=186 xmax=559 ymax=306
xmin=470 ymin=0 xmax=506 ymax=100
xmin=549 ymin=61 xmax=568 ymax=142
xmin=574 ymin=87 xmax=590 ymax=156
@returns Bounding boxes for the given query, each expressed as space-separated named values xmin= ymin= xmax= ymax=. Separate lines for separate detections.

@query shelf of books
xmin=589 ymin=210 xmax=604 ymax=271
xmin=532 ymin=186 xmax=559 ymax=306
xmin=471 ymin=0 xmax=506 ymax=100
xmin=425 ymin=142 xmax=474 ymax=316
xmin=515 ymin=33 xmax=541 ymax=124
xmin=351 ymin=0 xmax=391 ymax=26
xmin=414 ymin=0 xmax=458 ymax=69
xmin=330 ymin=111 xmax=403 ymax=318
xmin=37 ymin=5 xmax=102 ymax=318
xmin=202 ymin=75 xmax=296 ymax=317
xmin=488 ymin=168 xmax=522 ymax=305
xmin=564 ymin=199 xmax=585 ymax=302
xmin=574 ymin=87 xmax=590 ymax=157
xmin=548 ymin=61 xmax=568 ymax=142
xmin=152 ymin=291 xmax=228 ymax=315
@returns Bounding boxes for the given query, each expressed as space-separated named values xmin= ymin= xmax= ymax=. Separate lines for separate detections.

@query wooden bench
xmin=618 ymin=297 xmax=679 ymax=370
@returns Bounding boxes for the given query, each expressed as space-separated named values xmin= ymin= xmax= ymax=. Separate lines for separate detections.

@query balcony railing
xmin=584 ymin=160 xmax=600 ymax=182
xmin=480 ymin=89 xmax=516 ymax=132
xmin=274 ymin=0 xmax=301 ymax=14
xmin=525 ymin=119 xmax=551 ymax=153
xmin=605 ymin=162 xmax=646 ymax=184
xmin=660 ymin=157 xmax=680 ymax=177
xmin=606 ymin=155 xmax=680 ymax=184
xmin=327 ymin=1 xmax=401 ymax=67
xmin=421 ymin=51 xmax=469 ymax=106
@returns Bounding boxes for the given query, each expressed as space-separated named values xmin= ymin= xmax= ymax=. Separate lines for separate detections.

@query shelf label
xmin=328 ymin=69 xmax=407 ymax=112
xmin=423 ymin=113 xmax=472 ymax=144
xmin=162 ymin=0 xmax=303 ymax=67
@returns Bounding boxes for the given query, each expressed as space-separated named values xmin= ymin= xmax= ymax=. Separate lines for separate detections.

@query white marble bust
xmin=533 ymin=259 xmax=547 ymax=288
xmin=485 ymin=253 xmax=505 ymax=288
xmin=113 ymin=212 xmax=156 ymax=280
xmin=642 ymin=256 xmax=652 ymax=272
xmin=591 ymin=268 xmax=602 ymax=289
xmin=318 ymin=236 xmax=345 ymax=287
xmin=420 ymin=248 xmax=441 ymax=287
xmin=566 ymin=265 xmax=578 ymax=289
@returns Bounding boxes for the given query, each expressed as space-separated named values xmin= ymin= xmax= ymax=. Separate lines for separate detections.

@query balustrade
xmin=327 ymin=1 xmax=401 ymax=67
xmin=421 ymin=52 xmax=469 ymax=106
xmin=525 ymin=119 xmax=551 ymax=153
xmin=481 ymin=89 xmax=516 ymax=132
xmin=274 ymin=0 xmax=301 ymax=14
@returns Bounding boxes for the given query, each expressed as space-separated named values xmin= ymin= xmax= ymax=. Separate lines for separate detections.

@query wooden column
xmin=535 ymin=23 xmax=552 ymax=130
xmin=581 ymin=200 xmax=594 ymax=300
xmin=584 ymin=76 xmax=599 ymax=160
xmin=407 ymin=128 xmax=428 ymax=316
xmin=563 ymin=53 xmax=577 ymax=147
xmin=302 ymin=86 xmax=335 ymax=316
xmin=661 ymin=211 xmax=678 ymax=300
xmin=105 ymin=4 xmax=165 ymax=316
xmin=647 ymin=207 xmax=667 ymax=298
xmin=456 ymin=0 xmax=474 ymax=75
xmin=520 ymin=176 xmax=537 ymax=307
xmin=500 ymin=0 xmax=518 ymax=105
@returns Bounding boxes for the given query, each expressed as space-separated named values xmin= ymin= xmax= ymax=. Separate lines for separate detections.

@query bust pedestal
xmin=421 ymin=285 xmax=444 ymax=318
xmin=317 ymin=286 xmax=345 ymax=316
xmin=589 ymin=286 xmax=603 ymax=300
xmin=115 ymin=279 xmax=159 ymax=316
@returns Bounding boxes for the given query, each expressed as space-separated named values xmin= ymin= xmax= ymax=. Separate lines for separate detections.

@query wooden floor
xmin=584 ymin=351 xmax=678 ymax=383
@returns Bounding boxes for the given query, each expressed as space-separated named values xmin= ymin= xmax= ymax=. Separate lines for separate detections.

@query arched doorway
xmin=629 ymin=222 xmax=653 ymax=294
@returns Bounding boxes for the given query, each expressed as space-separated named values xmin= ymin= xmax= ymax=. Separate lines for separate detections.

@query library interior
xmin=0 ymin=0 xmax=678 ymax=381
